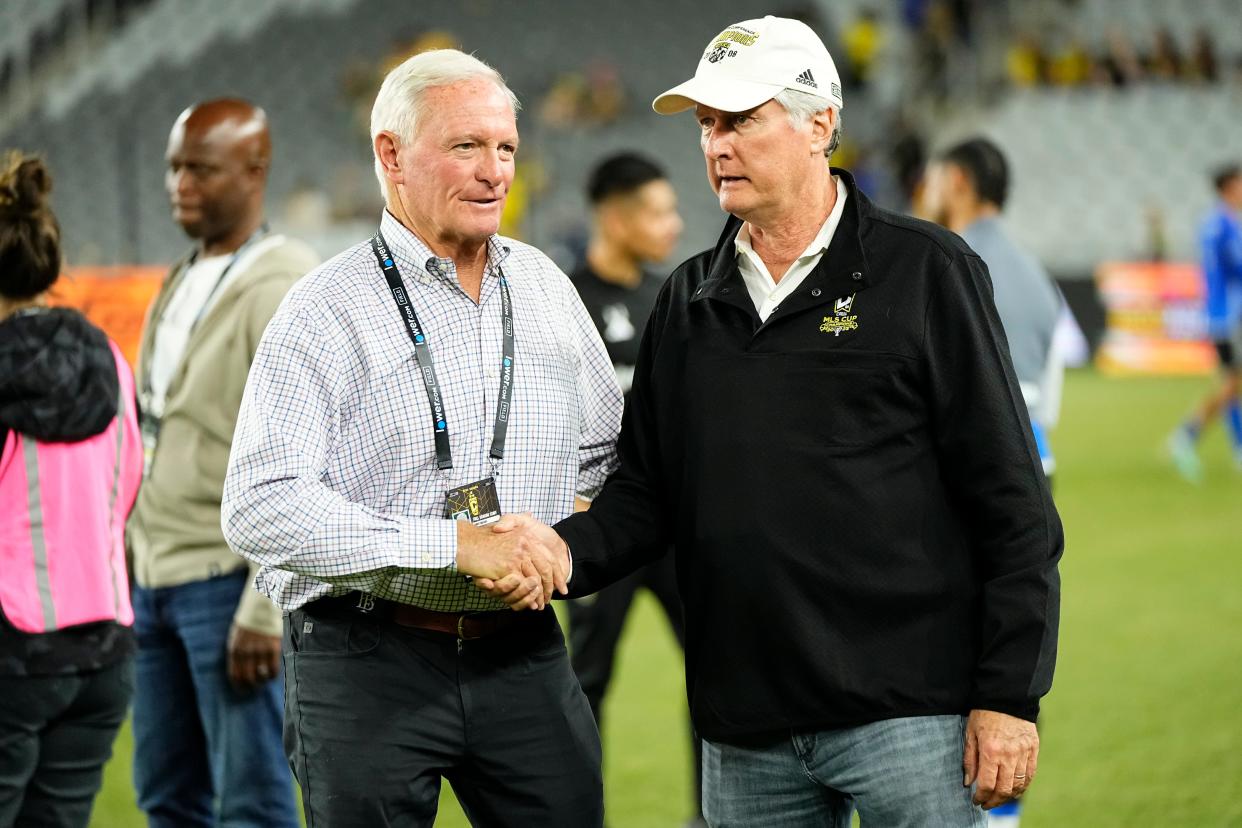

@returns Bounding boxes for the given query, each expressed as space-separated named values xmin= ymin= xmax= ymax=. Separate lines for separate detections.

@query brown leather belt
xmin=388 ymin=604 xmax=515 ymax=640
xmin=309 ymin=592 xmax=516 ymax=640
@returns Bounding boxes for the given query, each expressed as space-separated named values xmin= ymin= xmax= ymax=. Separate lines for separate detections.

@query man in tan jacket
xmin=127 ymin=98 xmax=317 ymax=828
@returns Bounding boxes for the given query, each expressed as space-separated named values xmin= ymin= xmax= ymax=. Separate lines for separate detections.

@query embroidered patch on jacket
xmin=820 ymin=293 xmax=858 ymax=336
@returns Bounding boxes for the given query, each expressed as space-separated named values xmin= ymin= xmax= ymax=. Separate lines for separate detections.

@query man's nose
xmin=476 ymin=150 xmax=505 ymax=188
xmin=168 ymin=168 xmax=193 ymax=196
xmin=703 ymin=127 xmax=733 ymax=160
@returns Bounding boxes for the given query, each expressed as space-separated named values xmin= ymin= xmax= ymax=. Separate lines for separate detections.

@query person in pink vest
xmin=0 ymin=152 xmax=143 ymax=828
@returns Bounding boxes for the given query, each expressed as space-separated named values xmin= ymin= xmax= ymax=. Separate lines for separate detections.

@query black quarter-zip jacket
xmin=556 ymin=170 xmax=1063 ymax=744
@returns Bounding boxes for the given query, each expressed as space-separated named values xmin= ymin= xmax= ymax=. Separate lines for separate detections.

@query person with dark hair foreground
xmin=921 ymin=137 xmax=1064 ymax=828
xmin=567 ymin=152 xmax=703 ymax=825
xmin=0 ymin=152 xmax=144 ymax=828
xmin=922 ymin=137 xmax=1063 ymax=484
xmin=1167 ymin=163 xmax=1242 ymax=480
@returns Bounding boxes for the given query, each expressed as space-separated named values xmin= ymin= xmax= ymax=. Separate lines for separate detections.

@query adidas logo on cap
xmin=795 ymin=68 xmax=817 ymax=88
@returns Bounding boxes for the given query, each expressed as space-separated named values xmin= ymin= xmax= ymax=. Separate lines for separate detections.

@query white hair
xmin=370 ymin=49 xmax=521 ymax=194
xmin=773 ymin=88 xmax=841 ymax=159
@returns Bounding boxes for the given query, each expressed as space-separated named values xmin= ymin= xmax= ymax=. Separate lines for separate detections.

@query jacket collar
xmin=138 ymin=229 xmax=280 ymax=382
xmin=691 ymin=168 xmax=879 ymax=317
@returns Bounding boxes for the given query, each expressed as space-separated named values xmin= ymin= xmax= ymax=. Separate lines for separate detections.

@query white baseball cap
xmin=652 ymin=16 xmax=843 ymax=115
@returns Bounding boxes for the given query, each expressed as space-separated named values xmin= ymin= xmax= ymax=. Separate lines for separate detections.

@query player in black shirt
xmin=567 ymin=153 xmax=701 ymax=825
xmin=570 ymin=155 xmax=681 ymax=395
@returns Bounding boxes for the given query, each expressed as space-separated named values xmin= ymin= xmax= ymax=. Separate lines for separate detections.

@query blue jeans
xmin=131 ymin=570 xmax=298 ymax=828
xmin=702 ymin=715 xmax=987 ymax=828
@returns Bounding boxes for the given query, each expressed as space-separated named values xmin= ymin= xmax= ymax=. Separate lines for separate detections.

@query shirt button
xmin=721 ymin=287 xmax=731 ymax=294
xmin=810 ymin=288 xmax=822 ymax=297
xmin=851 ymin=271 xmax=863 ymax=281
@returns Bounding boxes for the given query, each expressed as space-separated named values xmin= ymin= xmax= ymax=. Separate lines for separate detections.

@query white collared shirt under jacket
xmin=735 ymin=175 xmax=848 ymax=321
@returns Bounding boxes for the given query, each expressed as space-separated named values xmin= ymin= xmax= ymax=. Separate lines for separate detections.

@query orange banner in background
xmin=48 ymin=266 xmax=166 ymax=366
xmin=1094 ymin=261 xmax=1216 ymax=376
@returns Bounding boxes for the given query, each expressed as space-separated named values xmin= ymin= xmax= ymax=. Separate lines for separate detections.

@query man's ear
xmin=374 ymin=131 xmax=403 ymax=186
xmin=808 ymin=107 xmax=836 ymax=156
xmin=596 ymin=201 xmax=626 ymax=241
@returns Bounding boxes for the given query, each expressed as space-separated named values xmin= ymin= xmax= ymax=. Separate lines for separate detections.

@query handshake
xmin=456 ymin=514 xmax=570 ymax=611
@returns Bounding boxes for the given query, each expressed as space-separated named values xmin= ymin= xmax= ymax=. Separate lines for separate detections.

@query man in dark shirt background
xmin=571 ymin=153 xmax=683 ymax=395
xmin=568 ymin=153 xmax=703 ymax=826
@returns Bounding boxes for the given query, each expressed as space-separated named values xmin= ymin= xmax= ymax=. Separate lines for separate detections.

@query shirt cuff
xmin=576 ymin=469 xmax=611 ymax=501
xmin=399 ymin=517 xmax=459 ymax=572
xmin=233 ymin=574 xmax=283 ymax=637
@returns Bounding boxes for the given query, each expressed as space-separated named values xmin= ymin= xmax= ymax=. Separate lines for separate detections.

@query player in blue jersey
xmin=1168 ymin=164 xmax=1242 ymax=481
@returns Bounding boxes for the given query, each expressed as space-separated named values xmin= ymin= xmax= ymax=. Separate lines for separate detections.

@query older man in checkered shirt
xmin=221 ymin=49 xmax=621 ymax=828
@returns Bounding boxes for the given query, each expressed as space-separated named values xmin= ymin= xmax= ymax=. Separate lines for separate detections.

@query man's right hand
xmin=226 ymin=623 xmax=282 ymax=691
xmin=456 ymin=515 xmax=568 ymax=610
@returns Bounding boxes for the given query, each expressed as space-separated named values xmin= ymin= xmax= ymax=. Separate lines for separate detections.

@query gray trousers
xmin=283 ymin=602 xmax=603 ymax=828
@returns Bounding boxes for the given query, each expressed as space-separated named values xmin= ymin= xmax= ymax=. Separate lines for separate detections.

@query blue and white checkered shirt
xmin=221 ymin=211 xmax=623 ymax=612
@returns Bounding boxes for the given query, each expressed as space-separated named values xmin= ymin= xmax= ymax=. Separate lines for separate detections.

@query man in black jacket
xmin=483 ymin=15 xmax=1062 ymax=827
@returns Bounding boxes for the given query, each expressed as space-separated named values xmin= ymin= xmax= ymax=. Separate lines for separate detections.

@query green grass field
xmin=88 ymin=370 xmax=1242 ymax=827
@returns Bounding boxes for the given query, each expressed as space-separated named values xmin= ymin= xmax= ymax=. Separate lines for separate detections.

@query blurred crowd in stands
xmin=1007 ymin=27 xmax=1229 ymax=89
xmin=832 ymin=1 xmax=1242 ymax=101
xmin=5 ymin=0 xmax=1238 ymax=271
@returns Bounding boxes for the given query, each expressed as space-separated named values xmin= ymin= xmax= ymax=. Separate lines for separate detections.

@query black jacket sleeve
xmin=555 ymin=277 xmax=676 ymax=597
xmin=925 ymin=250 xmax=1064 ymax=722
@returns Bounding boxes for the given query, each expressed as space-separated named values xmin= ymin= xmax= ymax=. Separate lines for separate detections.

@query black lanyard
xmin=141 ymin=224 xmax=269 ymax=414
xmin=370 ymin=232 xmax=515 ymax=472
xmin=187 ymin=224 xmax=270 ymax=332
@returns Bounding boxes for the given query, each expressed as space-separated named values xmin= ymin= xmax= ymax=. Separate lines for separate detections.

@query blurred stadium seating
xmin=958 ymin=85 xmax=1242 ymax=273
xmin=2 ymin=0 xmax=1240 ymax=327
xmin=2 ymin=0 xmax=818 ymax=268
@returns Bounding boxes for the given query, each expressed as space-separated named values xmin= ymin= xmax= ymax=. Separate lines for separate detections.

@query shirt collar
xmin=697 ymin=168 xmax=876 ymax=303
xmin=733 ymin=175 xmax=848 ymax=266
xmin=379 ymin=209 xmax=512 ymax=286
xmin=961 ymin=215 xmax=1001 ymax=246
